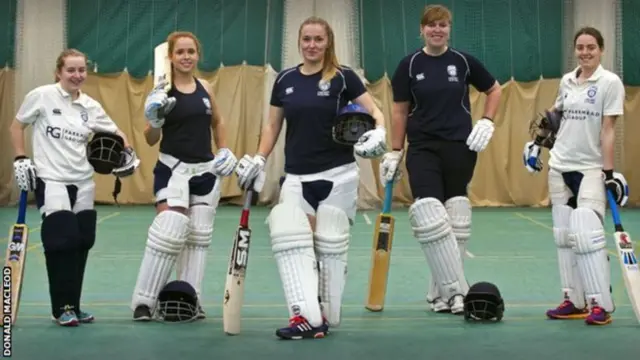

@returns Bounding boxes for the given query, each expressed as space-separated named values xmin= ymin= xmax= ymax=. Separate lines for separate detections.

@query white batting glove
xmin=212 ymin=148 xmax=237 ymax=177
xmin=13 ymin=156 xmax=37 ymax=192
xmin=144 ymin=84 xmax=176 ymax=128
xmin=466 ymin=118 xmax=494 ymax=152
xmin=523 ymin=140 xmax=543 ymax=173
xmin=354 ymin=126 xmax=387 ymax=159
xmin=379 ymin=150 xmax=403 ymax=186
xmin=235 ymin=154 xmax=266 ymax=192
xmin=112 ymin=147 xmax=141 ymax=178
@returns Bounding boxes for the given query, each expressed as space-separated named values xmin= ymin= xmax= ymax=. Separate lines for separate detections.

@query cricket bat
xmin=4 ymin=190 xmax=29 ymax=325
xmin=365 ymin=180 xmax=396 ymax=312
xmin=153 ymin=41 xmax=172 ymax=92
xmin=222 ymin=187 xmax=255 ymax=335
xmin=606 ymin=190 xmax=640 ymax=324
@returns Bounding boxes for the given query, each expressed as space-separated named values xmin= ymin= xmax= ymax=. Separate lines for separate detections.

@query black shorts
xmin=405 ymin=140 xmax=477 ymax=202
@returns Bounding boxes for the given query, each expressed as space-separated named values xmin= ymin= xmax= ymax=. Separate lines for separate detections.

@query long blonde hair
xmin=298 ymin=16 xmax=340 ymax=83
xmin=54 ymin=48 xmax=87 ymax=82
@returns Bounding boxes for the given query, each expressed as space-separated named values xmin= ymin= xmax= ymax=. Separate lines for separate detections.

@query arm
xmin=601 ymin=77 xmax=625 ymax=171
xmin=257 ymin=106 xmax=285 ymax=158
xmin=201 ymin=79 xmax=229 ymax=149
xmin=10 ymin=119 xmax=29 ymax=157
xmin=352 ymin=92 xmax=384 ymax=128
xmin=144 ymin=124 xmax=162 ymax=146
xmin=601 ymin=116 xmax=616 ymax=171
xmin=391 ymin=102 xmax=409 ymax=150
xmin=389 ymin=58 xmax=412 ymax=151
xmin=481 ymin=81 xmax=502 ymax=120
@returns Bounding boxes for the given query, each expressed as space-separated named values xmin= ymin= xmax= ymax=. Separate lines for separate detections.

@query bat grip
xmin=239 ymin=188 xmax=254 ymax=228
xmin=17 ymin=190 xmax=28 ymax=224
xmin=382 ymin=180 xmax=393 ymax=214
xmin=606 ymin=189 xmax=623 ymax=231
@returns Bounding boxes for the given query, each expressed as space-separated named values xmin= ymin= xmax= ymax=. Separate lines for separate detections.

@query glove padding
xmin=13 ymin=156 xmax=37 ymax=192
xmin=466 ymin=118 xmax=494 ymax=152
xmin=354 ymin=126 xmax=387 ymax=158
xmin=523 ymin=140 xmax=543 ymax=173
xmin=112 ymin=147 xmax=140 ymax=177
xmin=144 ymin=83 xmax=176 ymax=128
xmin=235 ymin=154 xmax=266 ymax=192
xmin=379 ymin=150 xmax=403 ymax=186
xmin=603 ymin=170 xmax=629 ymax=207
xmin=213 ymin=148 xmax=237 ymax=177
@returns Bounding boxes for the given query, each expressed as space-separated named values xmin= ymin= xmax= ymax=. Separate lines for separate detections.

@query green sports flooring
xmin=1 ymin=204 xmax=639 ymax=360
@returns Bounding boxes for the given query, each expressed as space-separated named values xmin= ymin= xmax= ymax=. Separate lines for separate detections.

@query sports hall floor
xmin=1 ymin=203 xmax=639 ymax=359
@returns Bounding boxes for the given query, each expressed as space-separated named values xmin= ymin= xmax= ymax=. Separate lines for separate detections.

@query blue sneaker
xmin=51 ymin=306 xmax=79 ymax=327
xmin=76 ymin=310 xmax=95 ymax=323
xmin=275 ymin=316 xmax=329 ymax=340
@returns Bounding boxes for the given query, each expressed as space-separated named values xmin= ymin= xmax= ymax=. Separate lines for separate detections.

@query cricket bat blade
xmin=4 ymin=190 xmax=29 ymax=325
xmin=606 ymin=190 xmax=640 ymax=324
xmin=153 ymin=42 xmax=172 ymax=92
xmin=222 ymin=189 xmax=254 ymax=335
xmin=365 ymin=180 xmax=395 ymax=312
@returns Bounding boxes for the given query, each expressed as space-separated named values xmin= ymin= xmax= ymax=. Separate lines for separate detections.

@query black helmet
xmin=86 ymin=132 xmax=125 ymax=174
xmin=463 ymin=281 xmax=505 ymax=322
xmin=156 ymin=280 xmax=200 ymax=323
xmin=332 ymin=103 xmax=376 ymax=146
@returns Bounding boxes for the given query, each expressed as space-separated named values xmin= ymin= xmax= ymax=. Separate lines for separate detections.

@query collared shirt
xmin=550 ymin=64 xmax=625 ymax=172
xmin=15 ymin=82 xmax=119 ymax=182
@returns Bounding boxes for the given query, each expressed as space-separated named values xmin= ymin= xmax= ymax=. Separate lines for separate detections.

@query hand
xmin=603 ymin=170 xmax=629 ymax=206
xmin=466 ymin=118 xmax=494 ymax=152
xmin=379 ymin=150 xmax=403 ymax=186
xmin=212 ymin=148 xmax=237 ymax=177
xmin=144 ymin=85 xmax=176 ymax=128
xmin=112 ymin=147 xmax=140 ymax=177
xmin=523 ymin=140 xmax=543 ymax=173
xmin=354 ymin=126 xmax=387 ymax=158
xmin=235 ymin=154 xmax=266 ymax=192
xmin=13 ymin=156 xmax=37 ymax=192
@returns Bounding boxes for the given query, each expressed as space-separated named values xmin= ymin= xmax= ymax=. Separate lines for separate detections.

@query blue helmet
xmin=333 ymin=103 xmax=376 ymax=146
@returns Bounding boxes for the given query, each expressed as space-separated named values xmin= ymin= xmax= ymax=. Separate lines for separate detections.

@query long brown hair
xmin=298 ymin=16 xmax=340 ymax=84
xmin=165 ymin=31 xmax=203 ymax=84
xmin=54 ymin=48 xmax=87 ymax=82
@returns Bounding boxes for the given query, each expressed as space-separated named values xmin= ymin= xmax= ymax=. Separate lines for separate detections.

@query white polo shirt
xmin=549 ymin=64 xmax=625 ymax=173
xmin=16 ymin=83 xmax=120 ymax=183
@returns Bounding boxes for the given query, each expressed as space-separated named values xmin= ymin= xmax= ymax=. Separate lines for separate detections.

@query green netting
xmin=360 ymin=0 xmax=563 ymax=83
xmin=66 ymin=0 xmax=284 ymax=78
xmin=0 ymin=0 xmax=16 ymax=67
xmin=622 ymin=0 xmax=640 ymax=86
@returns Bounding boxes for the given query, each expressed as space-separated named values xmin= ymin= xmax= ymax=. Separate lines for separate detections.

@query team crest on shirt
xmin=447 ymin=65 xmax=458 ymax=82
xmin=585 ymin=86 xmax=597 ymax=104
xmin=80 ymin=110 xmax=88 ymax=122
xmin=202 ymin=97 xmax=212 ymax=115
xmin=317 ymin=80 xmax=331 ymax=97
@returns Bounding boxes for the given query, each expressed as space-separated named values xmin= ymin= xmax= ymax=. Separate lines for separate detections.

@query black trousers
xmin=405 ymin=140 xmax=477 ymax=203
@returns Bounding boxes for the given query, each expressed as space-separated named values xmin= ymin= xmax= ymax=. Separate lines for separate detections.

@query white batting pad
xmin=314 ymin=204 xmax=350 ymax=327
xmin=552 ymin=204 xmax=586 ymax=307
xmin=410 ymin=198 xmax=469 ymax=302
xmin=176 ymin=205 xmax=214 ymax=298
xmin=444 ymin=196 xmax=472 ymax=260
xmin=268 ymin=202 xmax=323 ymax=327
xmin=131 ymin=210 xmax=190 ymax=310
xmin=570 ymin=208 xmax=614 ymax=312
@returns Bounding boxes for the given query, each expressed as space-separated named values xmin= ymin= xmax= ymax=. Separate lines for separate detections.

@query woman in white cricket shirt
xmin=10 ymin=48 xmax=140 ymax=327
xmin=523 ymin=26 xmax=629 ymax=326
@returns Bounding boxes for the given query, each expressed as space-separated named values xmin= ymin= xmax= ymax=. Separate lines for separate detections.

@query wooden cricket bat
xmin=4 ymin=190 xmax=29 ymax=325
xmin=606 ymin=190 xmax=640 ymax=324
xmin=222 ymin=187 xmax=255 ymax=335
xmin=153 ymin=41 xmax=172 ymax=92
xmin=365 ymin=180 xmax=396 ymax=312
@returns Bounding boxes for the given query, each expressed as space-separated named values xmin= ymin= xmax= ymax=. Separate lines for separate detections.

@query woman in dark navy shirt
xmin=131 ymin=31 xmax=238 ymax=321
xmin=235 ymin=16 xmax=386 ymax=339
xmin=382 ymin=5 xmax=502 ymax=315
